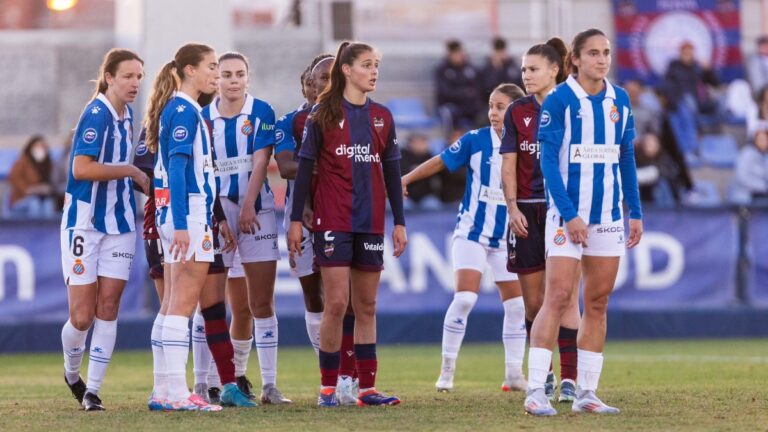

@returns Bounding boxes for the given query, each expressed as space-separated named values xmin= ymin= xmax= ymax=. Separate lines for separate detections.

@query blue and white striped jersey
xmin=440 ymin=127 xmax=508 ymax=248
xmin=154 ymin=91 xmax=216 ymax=228
xmin=539 ymin=76 xmax=642 ymax=224
xmin=62 ymin=93 xmax=137 ymax=234
xmin=202 ymin=94 xmax=276 ymax=211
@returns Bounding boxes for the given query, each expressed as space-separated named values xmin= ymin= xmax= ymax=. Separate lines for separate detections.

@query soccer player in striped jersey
xmin=287 ymin=41 xmax=407 ymax=407
xmin=524 ymin=29 xmax=643 ymax=416
xmin=500 ymin=38 xmax=581 ymax=403
xmin=60 ymin=49 xmax=148 ymax=411
xmin=201 ymin=52 xmax=291 ymax=405
xmin=402 ymin=84 xmax=528 ymax=394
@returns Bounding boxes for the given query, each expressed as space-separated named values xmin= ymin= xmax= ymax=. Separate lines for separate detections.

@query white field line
xmin=607 ymin=354 xmax=768 ymax=363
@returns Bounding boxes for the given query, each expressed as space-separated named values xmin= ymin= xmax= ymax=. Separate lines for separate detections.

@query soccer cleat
xmin=236 ymin=375 xmax=256 ymax=400
xmin=524 ymin=388 xmax=557 ymax=416
xmin=165 ymin=394 xmax=223 ymax=412
xmin=208 ymin=387 xmax=221 ymax=404
xmin=336 ymin=375 xmax=358 ymax=406
xmin=558 ymin=379 xmax=577 ymax=403
xmin=572 ymin=390 xmax=620 ymax=414
xmin=82 ymin=392 xmax=105 ymax=411
xmin=260 ymin=383 xmax=292 ymax=404
xmin=317 ymin=387 xmax=340 ymax=407
xmin=501 ymin=374 xmax=528 ymax=392
xmin=221 ymin=383 xmax=258 ymax=407
xmin=544 ymin=371 xmax=557 ymax=401
xmin=147 ymin=392 xmax=165 ymax=411
xmin=64 ymin=374 xmax=86 ymax=405
xmin=193 ymin=383 xmax=210 ymax=403
xmin=357 ymin=389 xmax=401 ymax=406
xmin=435 ymin=371 xmax=454 ymax=393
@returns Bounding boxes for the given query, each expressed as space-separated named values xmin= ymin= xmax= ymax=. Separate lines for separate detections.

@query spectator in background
xmin=6 ymin=135 xmax=57 ymax=218
xmin=747 ymin=35 xmax=768 ymax=95
xmin=734 ymin=130 xmax=768 ymax=205
xmin=399 ymin=133 xmax=439 ymax=208
xmin=747 ymin=85 xmax=768 ymax=139
xmin=664 ymin=40 xmax=720 ymax=116
xmin=480 ymin=37 xmax=522 ymax=102
xmin=435 ymin=40 xmax=483 ymax=136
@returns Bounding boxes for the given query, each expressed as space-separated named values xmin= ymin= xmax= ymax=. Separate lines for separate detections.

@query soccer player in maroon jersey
xmin=499 ymin=38 xmax=581 ymax=403
xmin=287 ymin=41 xmax=407 ymax=407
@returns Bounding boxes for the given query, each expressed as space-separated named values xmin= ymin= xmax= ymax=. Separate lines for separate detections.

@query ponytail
xmin=526 ymin=37 xmax=568 ymax=84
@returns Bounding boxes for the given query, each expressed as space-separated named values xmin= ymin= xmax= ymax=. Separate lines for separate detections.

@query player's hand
xmin=219 ymin=220 xmax=237 ymax=253
xmin=626 ymin=218 xmax=643 ymax=249
xmin=239 ymin=204 xmax=260 ymax=234
xmin=401 ymin=178 xmax=409 ymax=198
xmin=287 ymin=221 xmax=304 ymax=257
xmin=392 ymin=224 xmax=407 ymax=258
xmin=171 ymin=229 xmax=190 ymax=263
xmin=302 ymin=206 xmax=314 ymax=230
xmin=132 ymin=167 xmax=150 ymax=195
xmin=508 ymin=207 xmax=528 ymax=238
xmin=565 ymin=216 xmax=588 ymax=248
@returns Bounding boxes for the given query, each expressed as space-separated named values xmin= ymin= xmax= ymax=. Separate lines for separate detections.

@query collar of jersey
xmin=342 ymin=97 xmax=369 ymax=110
xmin=174 ymin=91 xmax=203 ymax=111
xmin=96 ymin=93 xmax=130 ymax=120
xmin=565 ymin=75 xmax=616 ymax=101
xmin=208 ymin=93 xmax=255 ymax=120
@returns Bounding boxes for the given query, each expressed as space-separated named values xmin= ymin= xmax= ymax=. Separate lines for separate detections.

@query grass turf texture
xmin=1 ymin=340 xmax=766 ymax=431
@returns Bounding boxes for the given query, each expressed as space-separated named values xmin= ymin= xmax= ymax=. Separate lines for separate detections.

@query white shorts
xmin=220 ymin=198 xmax=280 ymax=265
xmin=451 ymin=236 xmax=518 ymax=282
xmin=159 ymin=219 xmax=215 ymax=264
xmin=60 ymin=229 xmax=136 ymax=285
xmin=289 ymin=225 xmax=316 ymax=278
xmin=545 ymin=208 xmax=626 ymax=259
xmin=228 ymin=251 xmax=244 ymax=279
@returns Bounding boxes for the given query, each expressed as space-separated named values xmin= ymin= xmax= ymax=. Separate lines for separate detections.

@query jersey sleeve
xmin=538 ymin=93 xmax=578 ymax=221
xmin=439 ymin=132 xmax=473 ymax=172
xmin=499 ymin=105 xmax=518 ymax=155
xmin=619 ymin=105 xmax=642 ymax=220
xmin=298 ymin=115 xmax=322 ymax=160
xmin=133 ymin=128 xmax=154 ymax=172
xmin=274 ymin=113 xmax=296 ymax=155
xmin=73 ymin=106 xmax=108 ymax=159
xmin=382 ymin=115 xmax=401 ymax=162
xmin=167 ymin=108 xmax=199 ymax=157
xmin=253 ymin=104 xmax=276 ymax=152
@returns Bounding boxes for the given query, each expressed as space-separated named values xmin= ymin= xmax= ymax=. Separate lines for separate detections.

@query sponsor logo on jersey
xmin=373 ymin=116 xmax=384 ymax=130
xmin=363 ymin=242 xmax=384 ymax=251
xmin=255 ymin=233 xmax=278 ymax=241
xmin=553 ymin=228 xmax=567 ymax=246
xmin=609 ymin=105 xmax=621 ymax=123
xmin=335 ymin=143 xmax=380 ymax=163
xmin=596 ymin=226 xmax=624 ymax=234
xmin=540 ymin=110 xmax=552 ymax=128
xmin=173 ymin=126 xmax=188 ymax=142
xmin=135 ymin=140 xmax=148 ymax=156
xmin=339 ymin=119 xmax=345 ymax=129
xmin=82 ymin=128 xmax=98 ymax=144
xmin=112 ymin=251 xmax=134 ymax=259
xmin=202 ymin=235 xmax=213 ymax=252
xmin=261 ymin=123 xmax=274 ymax=131
xmin=275 ymin=129 xmax=284 ymax=144
xmin=523 ymin=116 xmax=532 ymax=127
xmin=176 ymin=105 xmax=186 ymax=113
xmin=520 ymin=140 xmax=540 ymax=158
xmin=241 ymin=119 xmax=254 ymax=136
xmin=91 ymin=106 xmax=101 ymax=114
xmin=72 ymin=259 xmax=86 ymax=275
xmin=448 ymin=140 xmax=462 ymax=153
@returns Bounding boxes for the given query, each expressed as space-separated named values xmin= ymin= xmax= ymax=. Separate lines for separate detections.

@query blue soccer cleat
xmin=317 ymin=387 xmax=340 ymax=407
xmin=221 ymin=383 xmax=258 ymax=407
xmin=544 ymin=371 xmax=557 ymax=401
xmin=357 ymin=389 xmax=400 ymax=406
xmin=147 ymin=392 xmax=165 ymax=411
xmin=559 ymin=379 xmax=577 ymax=403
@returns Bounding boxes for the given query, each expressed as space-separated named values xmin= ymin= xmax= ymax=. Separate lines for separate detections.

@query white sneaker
xmin=435 ymin=370 xmax=454 ymax=392
xmin=524 ymin=388 xmax=557 ymax=416
xmin=336 ymin=375 xmax=358 ymax=406
xmin=572 ymin=390 xmax=620 ymax=414
xmin=501 ymin=373 xmax=527 ymax=392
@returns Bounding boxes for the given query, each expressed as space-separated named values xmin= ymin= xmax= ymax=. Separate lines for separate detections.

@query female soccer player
xmin=402 ymin=84 xmax=528 ymax=394
xmin=287 ymin=41 xmax=407 ymax=407
xmin=500 ymin=38 xmax=581 ymax=403
xmin=61 ymin=48 xmax=148 ymax=411
xmin=201 ymin=51 xmax=291 ymax=404
xmin=524 ymin=29 xmax=643 ymax=416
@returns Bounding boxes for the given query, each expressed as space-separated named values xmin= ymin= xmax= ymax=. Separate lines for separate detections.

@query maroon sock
xmin=355 ymin=343 xmax=377 ymax=390
xmin=558 ymin=326 xmax=578 ymax=381
xmin=339 ymin=314 xmax=357 ymax=377
xmin=525 ymin=318 xmax=533 ymax=342
xmin=201 ymin=302 xmax=236 ymax=385
xmin=319 ymin=350 xmax=340 ymax=387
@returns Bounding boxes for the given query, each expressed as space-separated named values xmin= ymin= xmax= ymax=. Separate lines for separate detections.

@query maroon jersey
xmin=499 ymin=95 xmax=545 ymax=200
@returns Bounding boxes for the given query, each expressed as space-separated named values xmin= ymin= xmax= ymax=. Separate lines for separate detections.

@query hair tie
xmin=170 ymin=60 xmax=177 ymax=68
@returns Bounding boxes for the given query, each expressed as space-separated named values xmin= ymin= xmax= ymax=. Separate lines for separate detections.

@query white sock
xmin=151 ymin=313 xmax=167 ymax=398
xmin=208 ymin=360 xmax=221 ymax=389
xmin=162 ymin=315 xmax=191 ymax=402
xmin=441 ymin=291 xmax=478 ymax=363
xmin=191 ymin=310 xmax=211 ymax=385
xmin=502 ymin=296 xmax=526 ymax=378
xmin=232 ymin=337 xmax=253 ymax=377
xmin=527 ymin=347 xmax=553 ymax=391
xmin=577 ymin=349 xmax=604 ymax=392
xmin=86 ymin=318 xmax=117 ymax=395
xmin=304 ymin=311 xmax=323 ymax=355
xmin=254 ymin=315 xmax=278 ymax=386
xmin=62 ymin=320 xmax=89 ymax=385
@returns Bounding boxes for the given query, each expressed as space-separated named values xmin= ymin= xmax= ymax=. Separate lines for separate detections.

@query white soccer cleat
xmin=572 ymin=390 xmax=620 ymax=414
xmin=336 ymin=375 xmax=358 ymax=406
xmin=524 ymin=388 xmax=557 ymax=416
xmin=435 ymin=370 xmax=454 ymax=393
xmin=501 ymin=373 xmax=528 ymax=392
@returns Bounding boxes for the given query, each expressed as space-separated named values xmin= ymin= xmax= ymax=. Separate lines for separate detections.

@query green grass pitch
xmin=1 ymin=340 xmax=767 ymax=431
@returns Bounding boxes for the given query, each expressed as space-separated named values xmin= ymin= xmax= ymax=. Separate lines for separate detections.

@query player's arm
xmin=288 ymin=117 xmax=320 ymax=256
xmin=618 ymin=104 xmax=643 ymax=248
xmin=274 ymin=113 xmax=298 ymax=179
xmin=274 ymin=150 xmax=298 ymax=179
xmin=240 ymin=107 xmax=277 ymax=234
xmin=382 ymin=118 xmax=407 ymax=257
xmin=401 ymin=155 xmax=445 ymax=197
xmin=499 ymin=106 xmax=527 ymax=236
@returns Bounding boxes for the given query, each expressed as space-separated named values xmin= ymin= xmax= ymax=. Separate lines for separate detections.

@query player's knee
xmin=523 ymin=296 xmax=542 ymax=318
xmin=324 ymin=298 xmax=348 ymax=318
xmin=352 ymin=297 xmax=377 ymax=319
xmin=69 ymin=313 xmax=94 ymax=331
xmin=249 ymin=302 xmax=274 ymax=318
xmin=545 ymin=284 xmax=573 ymax=312
xmin=583 ymin=294 xmax=609 ymax=315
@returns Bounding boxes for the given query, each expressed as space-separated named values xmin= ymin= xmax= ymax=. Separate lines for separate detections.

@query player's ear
xmin=341 ymin=63 xmax=351 ymax=78
xmin=104 ymin=72 xmax=114 ymax=87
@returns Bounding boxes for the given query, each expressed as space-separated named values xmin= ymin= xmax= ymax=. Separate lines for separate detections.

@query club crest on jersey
xmin=540 ymin=110 xmax=551 ymax=128
xmin=449 ymin=140 xmax=462 ymax=153
xmin=241 ymin=119 xmax=254 ymax=136
xmin=275 ymin=129 xmax=284 ymax=144
xmin=82 ymin=128 xmax=98 ymax=144
xmin=554 ymin=228 xmax=567 ymax=246
xmin=373 ymin=117 xmax=384 ymax=130
xmin=609 ymin=106 xmax=621 ymax=123
xmin=202 ymin=235 xmax=213 ymax=252
xmin=72 ymin=259 xmax=86 ymax=275
xmin=173 ymin=126 xmax=188 ymax=142
xmin=135 ymin=140 xmax=148 ymax=156
xmin=324 ymin=242 xmax=335 ymax=257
